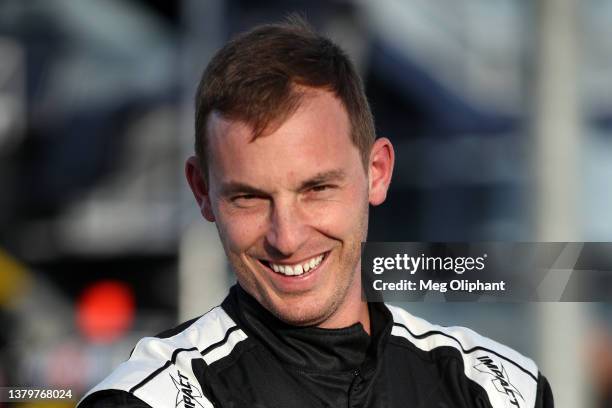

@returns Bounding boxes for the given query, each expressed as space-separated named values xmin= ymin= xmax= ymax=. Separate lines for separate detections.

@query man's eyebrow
xmin=219 ymin=182 xmax=269 ymax=197
xmin=299 ymin=169 xmax=347 ymax=190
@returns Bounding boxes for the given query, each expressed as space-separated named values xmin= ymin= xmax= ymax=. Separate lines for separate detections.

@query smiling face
xmin=186 ymin=88 xmax=393 ymax=329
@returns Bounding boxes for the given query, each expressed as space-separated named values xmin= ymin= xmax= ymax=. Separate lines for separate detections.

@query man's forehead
xmin=205 ymin=89 xmax=358 ymax=188
xmin=206 ymin=89 xmax=350 ymax=142
xmin=206 ymin=111 xmax=251 ymax=143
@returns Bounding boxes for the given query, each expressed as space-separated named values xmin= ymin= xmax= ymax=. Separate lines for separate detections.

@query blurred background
xmin=0 ymin=0 xmax=610 ymax=407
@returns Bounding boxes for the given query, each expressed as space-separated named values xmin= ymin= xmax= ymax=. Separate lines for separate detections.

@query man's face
xmin=188 ymin=89 xmax=392 ymax=327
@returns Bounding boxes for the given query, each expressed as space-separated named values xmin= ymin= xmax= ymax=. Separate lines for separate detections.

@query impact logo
xmin=474 ymin=356 xmax=524 ymax=407
xmin=170 ymin=370 xmax=206 ymax=408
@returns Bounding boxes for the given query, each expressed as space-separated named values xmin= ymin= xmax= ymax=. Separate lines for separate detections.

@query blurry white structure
xmin=534 ymin=0 xmax=590 ymax=407
xmin=178 ymin=222 xmax=229 ymax=321
xmin=178 ymin=0 xmax=229 ymax=320
xmin=361 ymin=0 xmax=526 ymax=114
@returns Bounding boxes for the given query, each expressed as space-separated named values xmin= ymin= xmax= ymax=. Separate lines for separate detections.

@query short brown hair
xmin=194 ymin=16 xmax=375 ymax=179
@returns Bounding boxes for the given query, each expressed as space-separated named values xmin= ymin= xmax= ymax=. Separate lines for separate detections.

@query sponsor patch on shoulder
xmin=170 ymin=370 xmax=206 ymax=408
xmin=474 ymin=355 xmax=524 ymax=407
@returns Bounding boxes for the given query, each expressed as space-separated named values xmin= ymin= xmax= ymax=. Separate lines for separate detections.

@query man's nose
xmin=265 ymin=198 xmax=307 ymax=257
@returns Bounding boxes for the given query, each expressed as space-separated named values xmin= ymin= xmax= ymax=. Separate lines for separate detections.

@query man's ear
xmin=368 ymin=137 xmax=395 ymax=206
xmin=185 ymin=156 xmax=215 ymax=222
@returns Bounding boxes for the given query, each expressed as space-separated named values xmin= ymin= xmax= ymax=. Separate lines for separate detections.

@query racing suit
xmin=78 ymin=285 xmax=554 ymax=408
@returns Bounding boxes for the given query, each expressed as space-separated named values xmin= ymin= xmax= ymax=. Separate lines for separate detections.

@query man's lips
xmin=257 ymin=252 xmax=329 ymax=277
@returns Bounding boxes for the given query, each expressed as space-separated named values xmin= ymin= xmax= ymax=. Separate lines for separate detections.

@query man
xmin=78 ymin=17 xmax=554 ymax=408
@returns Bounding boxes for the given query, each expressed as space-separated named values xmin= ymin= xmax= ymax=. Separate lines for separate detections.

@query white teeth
xmin=268 ymin=253 xmax=325 ymax=276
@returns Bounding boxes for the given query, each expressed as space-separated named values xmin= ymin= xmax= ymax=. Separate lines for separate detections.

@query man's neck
xmin=317 ymin=283 xmax=371 ymax=334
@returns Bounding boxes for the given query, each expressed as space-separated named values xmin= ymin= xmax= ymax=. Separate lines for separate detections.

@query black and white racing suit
xmin=78 ymin=285 xmax=554 ymax=408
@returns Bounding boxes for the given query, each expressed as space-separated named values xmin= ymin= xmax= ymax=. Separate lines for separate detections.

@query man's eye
xmin=231 ymin=194 xmax=263 ymax=206
xmin=234 ymin=194 xmax=257 ymax=200
xmin=309 ymin=185 xmax=336 ymax=194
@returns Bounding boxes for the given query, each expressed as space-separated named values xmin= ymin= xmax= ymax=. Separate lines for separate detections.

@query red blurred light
xmin=76 ymin=280 xmax=135 ymax=344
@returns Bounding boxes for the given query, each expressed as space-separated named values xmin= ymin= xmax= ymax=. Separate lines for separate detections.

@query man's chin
xmin=265 ymin=298 xmax=336 ymax=327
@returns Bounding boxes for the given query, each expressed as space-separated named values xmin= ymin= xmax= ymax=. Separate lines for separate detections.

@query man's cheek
xmin=315 ymin=204 xmax=364 ymax=237
xmin=218 ymin=218 xmax=264 ymax=250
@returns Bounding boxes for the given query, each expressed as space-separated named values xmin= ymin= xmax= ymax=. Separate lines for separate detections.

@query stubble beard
xmin=218 ymin=202 xmax=370 ymax=328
